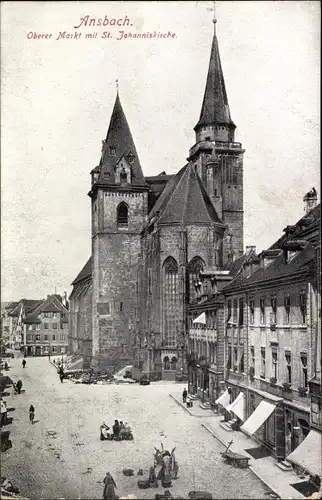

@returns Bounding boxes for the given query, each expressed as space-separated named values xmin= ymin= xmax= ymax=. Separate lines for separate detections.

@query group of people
xmin=0 ymin=397 xmax=7 ymax=426
xmin=100 ymin=420 xmax=132 ymax=440
xmin=182 ymin=388 xmax=192 ymax=407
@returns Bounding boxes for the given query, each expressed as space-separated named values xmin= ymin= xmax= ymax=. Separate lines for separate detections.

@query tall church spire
xmin=194 ymin=4 xmax=235 ymax=134
xmin=98 ymin=92 xmax=147 ymax=187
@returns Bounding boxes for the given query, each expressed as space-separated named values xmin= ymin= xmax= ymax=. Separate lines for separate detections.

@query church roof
xmin=98 ymin=93 xmax=147 ymax=188
xmin=195 ymin=32 xmax=235 ymax=130
xmin=71 ymin=257 xmax=92 ymax=286
xmin=151 ymin=164 xmax=223 ymax=226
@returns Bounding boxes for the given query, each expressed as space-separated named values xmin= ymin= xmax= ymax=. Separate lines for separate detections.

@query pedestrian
xmin=112 ymin=420 xmax=120 ymax=440
xmin=22 ymin=359 xmax=26 ymax=368
xmin=29 ymin=404 xmax=35 ymax=424
xmin=0 ymin=398 xmax=7 ymax=426
xmin=182 ymin=388 xmax=188 ymax=403
xmin=59 ymin=370 xmax=64 ymax=383
xmin=16 ymin=380 xmax=23 ymax=394
xmin=103 ymin=472 xmax=117 ymax=500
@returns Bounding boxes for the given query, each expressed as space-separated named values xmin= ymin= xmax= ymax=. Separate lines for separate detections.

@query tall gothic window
xmin=117 ymin=202 xmax=128 ymax=227
xmin=187 ymin=256 xmax=205 ymax=303
xmin=162 ymin=257 xmax=179 ymax=347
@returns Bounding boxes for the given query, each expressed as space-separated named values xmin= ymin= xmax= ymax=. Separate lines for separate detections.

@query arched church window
xmin=117 ymin=202 xmax=128 ymax=227
xmin=171 ymin=356 xmax=177 ymax=371
xmin=164 ymin=356 xmax=170 ymax=371
xmin=187 ymin=256 xmax=205 ymax=303
xmin=120 ymin=168 xmax=128 ymax=185
xmin=214 ymin=238 xmax=223 ymax=268
xmin=162 ymin=257 xmax=179 ymax=348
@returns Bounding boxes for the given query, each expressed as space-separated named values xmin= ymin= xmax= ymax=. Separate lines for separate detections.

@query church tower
xmin=89 ymin=91 xmax=149 ymax=371
xmin=188 ymin=8 xmax=245 ymax=263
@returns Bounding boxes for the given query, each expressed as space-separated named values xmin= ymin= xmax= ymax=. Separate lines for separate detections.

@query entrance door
xmin=35 ymin=346 xmax=41 ymax=356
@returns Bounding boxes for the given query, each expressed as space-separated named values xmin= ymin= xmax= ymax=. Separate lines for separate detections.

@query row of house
xmin=187 ymin=190 xmax=321 ymax=483
xmin=1 ymin=294 xmax=69 ymax=356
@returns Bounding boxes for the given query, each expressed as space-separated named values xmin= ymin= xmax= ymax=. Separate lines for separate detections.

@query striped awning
xmin=215 ymin=389 xmax=230 ymax=409
xmin=193 ymin=312 xmax=206 ymax=325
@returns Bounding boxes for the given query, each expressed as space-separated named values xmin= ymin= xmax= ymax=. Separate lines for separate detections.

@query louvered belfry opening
xmin=117 ymin=202 xmax=128 ymax=227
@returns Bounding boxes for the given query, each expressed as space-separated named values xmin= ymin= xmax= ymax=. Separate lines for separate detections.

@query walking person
xmin=16 ymin=380 xmax=23 ymax=394
xmin=0 ymin=398 xmax=7 ymax=427
xmin=102 ymin=472 xmax=117 ymax=500
xmin=22 ymin=359 xmax=26 ymax=368
xmin=59 ymin=370 xmax=64 ymax=383
xmin=182 ymin=388 xmax=188 ymax=404
xmin=29 ymin=404 xmax=35 ymax=424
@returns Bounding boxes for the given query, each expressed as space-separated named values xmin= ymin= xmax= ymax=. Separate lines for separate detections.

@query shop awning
xmin=286 ymin=429 xmax=322 ymax=477
xmin=193 ymin=312 xmax=206 ymax=325
xmin=226 ymin=392 xmax=245 ymax=421
xmin=215 ymin=389 xmax=230 ymax=409
xmin=241 ymin=400 xmax=275 ymax=435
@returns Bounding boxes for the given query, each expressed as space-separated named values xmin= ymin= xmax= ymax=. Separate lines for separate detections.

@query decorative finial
xmin=116 ymin=79 xmax=119 ymax=93
xmin=213 ymin=1 xmax=217 ymax=30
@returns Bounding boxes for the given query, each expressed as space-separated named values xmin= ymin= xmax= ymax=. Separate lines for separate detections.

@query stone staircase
xmin=199 ymin=401 xmax=212 ymax=410
xmin=275 ymin=459 xmax=294 ymax=472
xmin=219 ymin=418 xmax=237 ymax=432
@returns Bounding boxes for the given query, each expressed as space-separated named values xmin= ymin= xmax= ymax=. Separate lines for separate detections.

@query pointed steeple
xmin=98 ymin=92 xmax=147 ymax=187
xmin=195 ymin=13 xmax=235 ymax=132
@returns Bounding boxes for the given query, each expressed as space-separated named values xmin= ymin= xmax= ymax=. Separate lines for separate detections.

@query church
xmin=69 ymin=13 xmax=245 ymax=378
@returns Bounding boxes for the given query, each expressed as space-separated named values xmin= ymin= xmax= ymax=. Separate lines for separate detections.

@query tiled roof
xmin=71 ymin=257 xmax=92 ymax=286
xmin=98 ymin=94 xmax=147 ymax=188
xmin=150 ymin=164 xmax=223 ymax=226
xmin=195 ymin=33 xmax=235 ymax=130
xmin=270 ymin=203 xmax=320 ymax=249
xmin=224 ymin=242 xmax=316 ymax=292
xmin=9 ymin=299 xmax=43 ymax=317
xmin=24 ymin=295 xmax=69 ymax=323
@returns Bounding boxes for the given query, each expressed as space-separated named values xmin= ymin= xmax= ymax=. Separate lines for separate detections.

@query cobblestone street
xmin=2 ymin=357 xmax=272 ymax=499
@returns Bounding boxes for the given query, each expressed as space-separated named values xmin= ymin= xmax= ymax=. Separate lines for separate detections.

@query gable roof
xmin=71 ymin=257 xmax=92 ymax=286
xmin=24 ymin=295 xmax=69 ymax=324
xmin=270 ymin=203 xmax=320 ymax=249
xmin=150 ymin=164 xmax=223 ymax=226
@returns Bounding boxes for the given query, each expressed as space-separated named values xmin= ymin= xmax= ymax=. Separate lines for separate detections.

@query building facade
xmin=23 ymin=294 xmax=69 ymax=357
xmin=70 ymin=14 xmax=245 ymax=376
xmin=218 ymin=194 xmax=320 ymax=472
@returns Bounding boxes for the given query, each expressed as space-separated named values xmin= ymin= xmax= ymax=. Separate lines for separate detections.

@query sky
xmin=1 ymin=1 xmax=320 ymax=302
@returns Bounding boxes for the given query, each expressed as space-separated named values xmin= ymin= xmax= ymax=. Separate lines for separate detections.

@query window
xmin=36 ymin=323 xmax=40 ymax=330
xmin=52 ymin=323 xmax=57 ymax=329
xmin=120 ymin=302 xmax=123 ymax=312
xmin=53 ymin=313 xmax=57 ymax=318
xmin=300 ymin=354 xmax=308 ymax=387
xmin=260 ymin=347 xmax=266 ymax=377
xmin=239 ymin=349 xmax=244 ymax=372
xmin=44 ymin=323 xmax=49 ymax=330
xmin=187 ymin=256 xmax=205 ymax=303
xmin=44 ymin=335 xmax=48 ymax=341
xmin=36 ymin=334 xmax=40 ymax=341
xmin=232 ymin=299 xmax=238 ymax=323
xmin=260 ymin=297 xmax=265 ymax=324
xmin=163 ymin=356 xmax=170 ymax=370
xmin=171 ymin=356 xmax=177 ymax=371
xmin=162 ymin=257 xmax=179 ymax=347
xmin=250 ymin=346 xmax=255 ymax=370
xmin=227 ymin=300 xmax=232 ymax=322
xmin=284 ymin=294 xmax=291 ymax=324
xmin=272 ymin=349 xmax=278 ymax=379
xmin=233 ymin=347 xmax=238 ymax=370
xmin=120 ymin=168 xmax=128 ymax=185
xmin=117 ymin=202 xmax=128 ymax=227
xmin=285 ymin=352 xmax=292 ymax=383
xmin=97 ymin=303 xmax=110 ymax=315
xmin=52 ymin=346 xmax=56 ymax=352
xmin=238 ymin=298 xmax=244 ymax=326
xmin=271 ymin=295 xmax=277 ymax=324
xmin=205 ymin=136 xmax=211 ymax=141
xmin=109 ymin=147 xmax=116 ymax=155
xmin=32 ymin=324 xmax=36 ymax=330
xmin=60 ymin=334 xmax=65 ymax=341
xmin=249 ymin=298 xmax=255 ymax=324
xmin=52 ymin=334 xmax=56 ymax=341
xmin=300 ymin=291 xmax=307 ymax=324
xmin=227 ymin=345 xmax=232 ymax=370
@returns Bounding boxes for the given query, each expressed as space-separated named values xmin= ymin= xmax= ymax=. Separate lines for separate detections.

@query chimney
xmin=303 ymin=187 xmax=317 ymax=215
xmin=246 ymin=245 xmax=256 ymax=255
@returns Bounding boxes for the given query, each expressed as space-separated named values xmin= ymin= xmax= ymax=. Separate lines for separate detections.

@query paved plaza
xmin=2 ymin=357 xmax=273 ymax=499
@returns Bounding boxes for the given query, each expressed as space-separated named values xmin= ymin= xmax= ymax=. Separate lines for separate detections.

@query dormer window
xmin=109 ymin=147 xmax=116 ymax=155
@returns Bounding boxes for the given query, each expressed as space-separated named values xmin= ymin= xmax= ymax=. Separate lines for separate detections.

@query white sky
xmin=1 ymin=1 xmax=320 ymax=301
